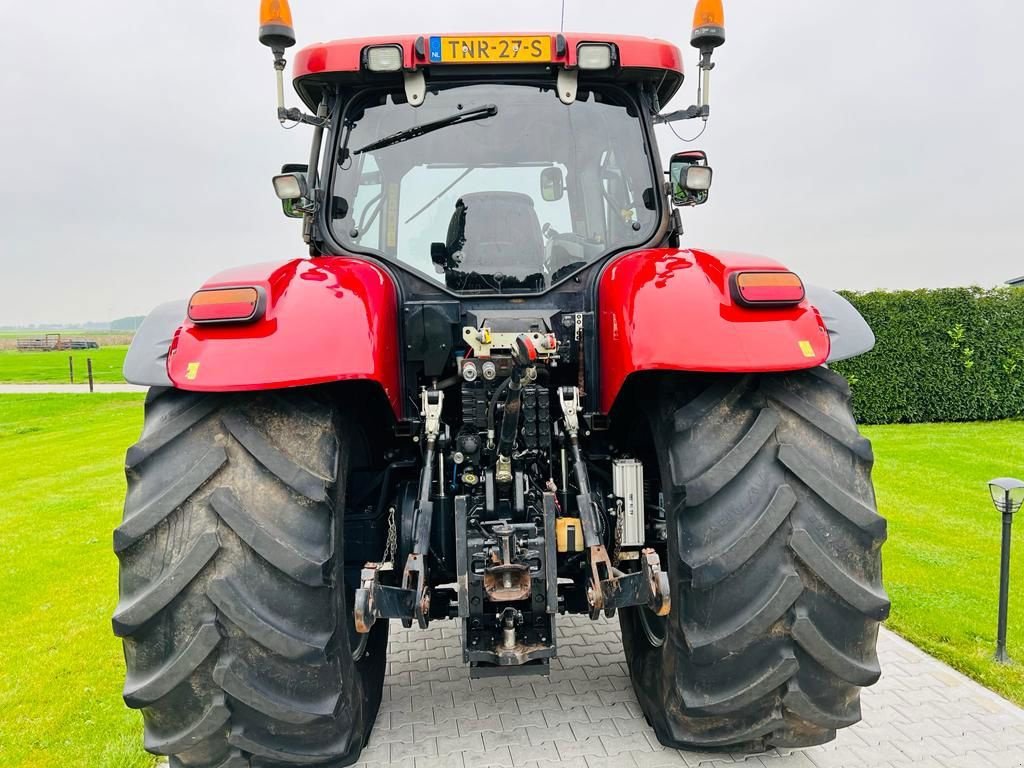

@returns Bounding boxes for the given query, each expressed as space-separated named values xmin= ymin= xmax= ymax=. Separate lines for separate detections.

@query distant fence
xmin=15 ymin=334 xmax=99 ymax=352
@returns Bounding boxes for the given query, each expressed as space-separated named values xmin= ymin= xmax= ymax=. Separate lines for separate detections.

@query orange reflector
xmin=188 ymin=287 xmax=263 ymax=323
xmin=732 ymin=271 xmax=805 ymax=306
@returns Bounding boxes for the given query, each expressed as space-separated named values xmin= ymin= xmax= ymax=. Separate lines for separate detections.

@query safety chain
xmin=384 ymin=505 xmax=397 ymax=564
xmin=613 ymin=501 xmax=623 ymax=565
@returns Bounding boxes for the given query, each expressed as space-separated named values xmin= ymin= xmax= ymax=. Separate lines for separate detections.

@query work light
xmin=577 ymin=44 xmax=614 ymax=70
xmin=366 ymin=46 xmax=404 ymax=72
xmin=272 ymin=173 xmax=308 ymax=200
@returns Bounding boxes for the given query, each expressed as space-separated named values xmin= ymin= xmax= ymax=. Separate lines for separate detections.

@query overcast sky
xmin=1 ymin=1 xmax=1021 ymax=325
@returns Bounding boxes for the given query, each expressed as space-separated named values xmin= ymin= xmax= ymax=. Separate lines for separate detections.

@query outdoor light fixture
xmin=988 ymin=477 xmax=1024 ymax=663
xmin=989 ymin=478 xmax=1024 ymax=514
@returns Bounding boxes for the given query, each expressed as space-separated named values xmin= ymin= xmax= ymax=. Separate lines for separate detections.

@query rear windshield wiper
xmin=354 ymin=104 xmax=498 ymax=155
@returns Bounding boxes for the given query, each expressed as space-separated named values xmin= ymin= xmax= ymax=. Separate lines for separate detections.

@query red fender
xmin=598 ymin=248 xmax=829 ymax=413
xmin=168 ymin=257 xmax=402 ymax=417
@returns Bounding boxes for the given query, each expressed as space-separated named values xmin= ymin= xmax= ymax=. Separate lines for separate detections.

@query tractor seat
xmin=445 ymin=192 xmax=545 ymax=279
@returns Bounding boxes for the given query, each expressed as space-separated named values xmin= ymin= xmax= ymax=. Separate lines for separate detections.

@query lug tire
xmin=620 ymin=368 xmax=888 ymax=751
xmin=114 ymin=388 xmax=388 ymax=768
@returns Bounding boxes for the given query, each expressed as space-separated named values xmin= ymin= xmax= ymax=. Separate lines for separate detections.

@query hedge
xmin=830 ymin=286 xmax=1024 ymax=425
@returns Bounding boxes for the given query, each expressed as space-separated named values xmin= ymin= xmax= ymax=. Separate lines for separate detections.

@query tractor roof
xmin=292 ymin=33 xmax=684 ymax=108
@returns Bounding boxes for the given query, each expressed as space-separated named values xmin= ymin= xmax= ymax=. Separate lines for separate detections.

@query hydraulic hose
xmin=496 ymin=374 xmax=524 ymax=460
xmin=486 ymin=377 xmax=513 ymax=447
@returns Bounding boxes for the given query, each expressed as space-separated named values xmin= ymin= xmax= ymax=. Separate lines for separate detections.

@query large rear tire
xmin=114 ymin=388 xmax=387 ymax=768
xmin=620 ymin=368 xmax=888 ymax=751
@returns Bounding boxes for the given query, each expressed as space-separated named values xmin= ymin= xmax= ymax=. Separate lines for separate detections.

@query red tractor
xmin=115 ymin=1 xmax=887 ymax=765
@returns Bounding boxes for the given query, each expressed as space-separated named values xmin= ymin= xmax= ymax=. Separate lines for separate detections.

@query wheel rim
xmin=638 ymin=605 xmax=667 ymax=648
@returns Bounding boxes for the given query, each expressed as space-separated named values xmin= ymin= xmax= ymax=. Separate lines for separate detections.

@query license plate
xmin=429 ymin=36 xmax=551 ymax=64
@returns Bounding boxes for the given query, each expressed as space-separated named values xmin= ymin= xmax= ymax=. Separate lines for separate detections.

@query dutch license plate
xmin=429 ymin=36 xmax=551 ymax=64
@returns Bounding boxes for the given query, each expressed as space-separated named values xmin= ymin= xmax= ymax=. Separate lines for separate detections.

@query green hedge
xmin=830 ymin=287 xmax=1024 ymax=424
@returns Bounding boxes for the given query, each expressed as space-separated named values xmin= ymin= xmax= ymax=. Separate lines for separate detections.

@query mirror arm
xmin=279 ymin=106 xmax=329 ymax=127
xmin=654 ymin=104 xmax=710 ymax=124
xmin=301 ymin=99 xmax=330 ymax=243
xmin=668 ymin=208 xmax=683 ymax=248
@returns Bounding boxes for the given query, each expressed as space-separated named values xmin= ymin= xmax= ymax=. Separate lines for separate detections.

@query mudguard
xmin=123 ymin=300 xmax=187 ymax=388
xmin=598 ymin=248 xmax=833 ymax=413
xmin=805 ymin=284 xmax=876 ymax=362
xmin=125 ymin=258 xmax=402 ymax=416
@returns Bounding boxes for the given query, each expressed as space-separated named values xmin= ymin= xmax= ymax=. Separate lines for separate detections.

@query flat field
xmin=0 ymin=346 xmax=128 ymax=383
xmin=0 ymin=395 xmax=1022 ymax=767
xmin=0 ymin=395 xmax=150 ymax=768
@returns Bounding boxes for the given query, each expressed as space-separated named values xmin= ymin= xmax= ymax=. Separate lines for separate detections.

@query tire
xmin=113 ymin=388 xmax=388 ymax=768
xmin=620 ymin=368 xmax=888 ymax=751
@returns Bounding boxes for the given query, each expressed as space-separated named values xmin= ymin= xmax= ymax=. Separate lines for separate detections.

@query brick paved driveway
xmin=362 ymin=615 xmax=1024 ymax=768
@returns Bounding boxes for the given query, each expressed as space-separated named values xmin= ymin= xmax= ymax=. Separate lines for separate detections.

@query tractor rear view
xmin=114 ymin=1 xmax=887 ymax=765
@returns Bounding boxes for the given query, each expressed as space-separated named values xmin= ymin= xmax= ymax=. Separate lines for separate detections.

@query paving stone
xmin=511 ymin=741 xmax=561 ymax=765
xmin=484 ymin=728 xmax=533 ymax=750
xmin=363 ymin=618 xmax=1024 ymax=768
xmin=463 ymin=747 xmax=514 ymax=768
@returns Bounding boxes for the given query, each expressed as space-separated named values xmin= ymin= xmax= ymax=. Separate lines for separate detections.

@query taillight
xmin=730 ymin=271 xmax=805 ymax=307
xmin=188 ymin=287 xmax=263 ymax=323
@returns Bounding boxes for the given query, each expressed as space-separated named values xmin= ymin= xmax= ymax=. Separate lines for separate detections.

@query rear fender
xmin=127 ymin=258 xmax=402 ymax=417
xmin=598 ymin=248 xmax=831 ymax=413
xmin=805 ymin=284 xmax=875 ymax=362
xmin=123 ymin=300 xmax=187 ymax=388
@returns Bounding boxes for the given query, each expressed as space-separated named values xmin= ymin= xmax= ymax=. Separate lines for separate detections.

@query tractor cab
xmin=270 ymin=32 xmax=710 ymax=295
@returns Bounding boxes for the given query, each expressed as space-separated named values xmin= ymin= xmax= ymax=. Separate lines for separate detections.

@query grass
xmin=0 ymin=396 xmax=1022 ymax=767
xmin=0 ymin=395 xmax=152 ymax=768
xmin=862 ymin=419 xmax=1024 ymax=705
xmin=0 ymin=346 xmax=128 ymax=383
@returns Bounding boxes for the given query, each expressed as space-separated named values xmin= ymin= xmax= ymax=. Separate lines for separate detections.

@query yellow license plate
xmin=429 ymin=36 xmax=551 ymax=64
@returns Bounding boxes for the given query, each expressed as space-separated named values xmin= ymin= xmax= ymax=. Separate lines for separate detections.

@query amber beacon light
xmin=691 ymin=0 xmax=726 ymax=49
xmin=259 ymin=0 xmax=296 ymax=49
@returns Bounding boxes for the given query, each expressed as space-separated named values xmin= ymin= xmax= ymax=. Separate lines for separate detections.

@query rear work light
xmin=731 ymin=271 xmax=805 ymax=306
xmin=365 ymin=45 xmax=403 ymax=72
xmin=577 ymin=43 xmax=615 ymax=70
xmin=188 ymin=287 xmax=264 ymax=324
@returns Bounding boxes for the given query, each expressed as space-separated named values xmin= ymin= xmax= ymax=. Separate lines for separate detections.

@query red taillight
xmin=188 ymin=287 xmax=263 ymax=323
xmin=731 ymin=271 xmax=805 ymax=306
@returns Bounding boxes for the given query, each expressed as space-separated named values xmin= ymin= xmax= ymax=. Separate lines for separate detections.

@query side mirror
xmin=430 ymin=242 xmax=449 ymax=273
xmin=273 ymin=163 xmax=309 ymax=219
xmin=669 ymin=150 xmax=712 ymax=206
xmin=540 ymin=167 xmax=565 ymax=202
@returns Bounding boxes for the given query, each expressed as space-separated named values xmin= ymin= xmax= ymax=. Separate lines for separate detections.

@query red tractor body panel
xmin=168 ymin=257 xmax=402 ymax=416
xmin=598 ymin=248 xmax=829 ymax=412
xmin=293 ymin=33 xmax=683 ymax=78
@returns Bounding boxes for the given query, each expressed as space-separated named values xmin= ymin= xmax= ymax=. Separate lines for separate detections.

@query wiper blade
xmin=354 ymin=104 xmax=498 ymax=155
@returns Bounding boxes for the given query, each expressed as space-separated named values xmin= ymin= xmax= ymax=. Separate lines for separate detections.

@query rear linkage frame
xmin=354 ymin=379 xmax=670 ymax=670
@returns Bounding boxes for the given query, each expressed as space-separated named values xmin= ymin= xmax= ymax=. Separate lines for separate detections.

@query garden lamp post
xmin=988 ymin=477 xmax=1024 ymax=663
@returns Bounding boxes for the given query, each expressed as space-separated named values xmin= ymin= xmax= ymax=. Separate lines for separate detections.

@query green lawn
xmin=0 ymin=347 xmax=128 ymax=384
xmin=0 ymin=395 xmax=151 ymax=768
xmin=863 ymin=420 xmax=1024 ymax=704
xmin=0 ymin=396 xmax=1022 ymax=767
